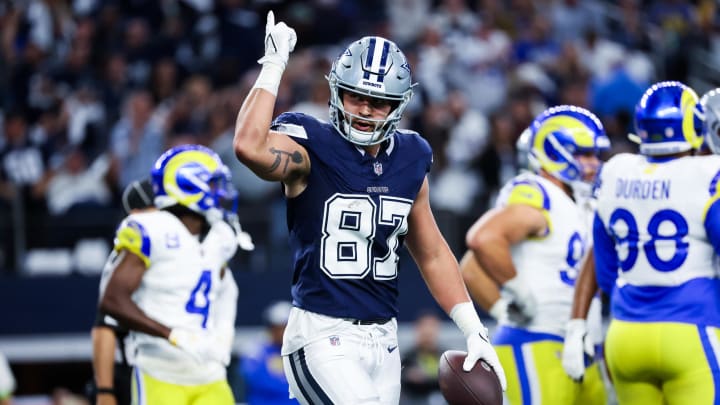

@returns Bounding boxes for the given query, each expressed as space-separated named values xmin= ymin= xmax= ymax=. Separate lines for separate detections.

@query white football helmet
xmin=698 ymin=88 xmax=720 ymax=155
xmin=326 ymin=36 xmax=416 ymax=145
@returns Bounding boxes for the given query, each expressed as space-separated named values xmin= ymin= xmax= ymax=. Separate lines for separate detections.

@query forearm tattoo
xmin=267 ymin=147 xmax=304 ymax=174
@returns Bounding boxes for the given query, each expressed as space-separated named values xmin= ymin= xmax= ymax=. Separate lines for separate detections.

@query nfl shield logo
xmin=329 ymin=335 xmax=340 ymax=346
xmin=373 ymin=161 xmax=383 ymax=176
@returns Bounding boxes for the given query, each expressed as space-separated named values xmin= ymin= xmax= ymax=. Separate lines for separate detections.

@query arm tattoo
xmin=267 ymin=147 xmax=304 ymax=174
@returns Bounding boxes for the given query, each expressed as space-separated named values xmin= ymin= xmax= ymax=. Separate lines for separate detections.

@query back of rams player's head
xmin=121 ymin=178 xmax=154 ymax=215
xmin=527 ymin=105 xmax=610 ymax=186
xmin=151 ymin=144 xmax=235 ymax=219
xmin=633 ymin=81 xmax=703 ymax=156
xmin=326 ymin=36 xmax=416 ymax=146
xmin=697 ymin=87 xmax=720 ymax=155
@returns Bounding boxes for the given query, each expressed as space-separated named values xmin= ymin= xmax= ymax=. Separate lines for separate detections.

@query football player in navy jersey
xmin=233 ymin=11 xmax=506 ymax=405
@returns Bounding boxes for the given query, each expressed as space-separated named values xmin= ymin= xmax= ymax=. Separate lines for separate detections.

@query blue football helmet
xmin=633 ymin=81 xmax=703 ymax=156
xmin=151 ymin=144 xmax=236 ymax=219
xmin=697 ymin=87 xmax=720 ymax=155
xmin=326 ymin=36 xmax=416 ymax=145
xmin=528 ymin=105 xmax=610 ymax=196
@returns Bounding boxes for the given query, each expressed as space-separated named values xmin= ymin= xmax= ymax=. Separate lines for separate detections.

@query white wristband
xmin=252 ymin=63 xmax=284 ymax=97
xmin=488 ymin=297 xmax=509 ymax=320
xmin=450 ymin=302 xmax=485 ymax=338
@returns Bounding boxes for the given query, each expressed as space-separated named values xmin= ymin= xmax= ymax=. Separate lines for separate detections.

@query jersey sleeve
xmin=112 ymin=216 xmax=151 ymax=267
xmin=271 ymin=112 xmax=312 ymax=146
xmin=593 ymin=212 xmax=619 ymax=295
xmin=496 ymin=177 xmax=552 ymax=235
xmin=398 ymin=129 xmax=433 ymax=174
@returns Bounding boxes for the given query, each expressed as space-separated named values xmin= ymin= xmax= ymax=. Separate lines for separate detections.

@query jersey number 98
xmin=608 ymin=208 xmax=689 ymax=272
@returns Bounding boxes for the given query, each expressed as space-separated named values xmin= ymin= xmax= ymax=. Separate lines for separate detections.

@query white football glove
xmin=502 ymin=276 xmax=537 ymax=322
xmin=169 ymin=328 xmax=226 ymax=364
xmin=562 ymin=318 xmax=595 ymax=381
xmin=258 ymin=11 xmax=297 ymax=70
xmin=464 ymin=328 xmax=507 ymax=391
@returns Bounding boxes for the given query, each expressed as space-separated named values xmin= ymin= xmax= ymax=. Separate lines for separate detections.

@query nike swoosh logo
xmin=387 ymin=345 xmax=398 ymax=353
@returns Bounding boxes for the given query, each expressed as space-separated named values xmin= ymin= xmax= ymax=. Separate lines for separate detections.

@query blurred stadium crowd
xmin=0 ymin=0 xmax=718 ymax=276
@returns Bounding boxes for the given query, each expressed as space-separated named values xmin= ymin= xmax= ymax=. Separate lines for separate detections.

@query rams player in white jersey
xmin=594 ymin=81 xmax=720 ymax=404
xmin=463 ymin=106 xmax=609 ymax=404
xmin=101 ymin=145 xmax=243 ymax=405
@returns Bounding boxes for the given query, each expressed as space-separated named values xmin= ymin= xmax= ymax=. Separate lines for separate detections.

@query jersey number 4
xmin=185 ymin=270 xmax=212 ymax=328
xmin=321 ymin=194 xmax=412 ymax=280
xmin=609 ymin=208 xmax=689 ymax=272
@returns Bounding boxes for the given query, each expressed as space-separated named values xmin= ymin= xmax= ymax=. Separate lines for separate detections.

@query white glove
xmin=258 ymin=11 xmax=297 ymax=70
xmin=562 ymin=318 xmax=594 ymax=381
xmin=450 ymin=302 xmax=507 ymax=391
xmin=502 ymin=276 xmax=537 ymax=322
xmin=464 ymin=329 xmax=507 ymax=392
xmin=169 ymin=328 xmax=225 ymax=364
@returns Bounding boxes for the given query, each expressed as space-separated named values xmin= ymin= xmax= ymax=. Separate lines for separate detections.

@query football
xmin=438 ymin=350 xmax=503 ymax=405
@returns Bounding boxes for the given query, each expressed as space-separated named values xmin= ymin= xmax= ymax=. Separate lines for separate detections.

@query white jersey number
xmin=321 ymin=194 xmax=412 ymax=280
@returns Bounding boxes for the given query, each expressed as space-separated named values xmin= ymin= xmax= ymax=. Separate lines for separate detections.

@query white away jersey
xmin=594 ymin=154 xmax=720 ymax=325
xmin=495 ymin=172 xmax=602 ymax=341
xmin=113 ymin=210 xmax=237 ymax=384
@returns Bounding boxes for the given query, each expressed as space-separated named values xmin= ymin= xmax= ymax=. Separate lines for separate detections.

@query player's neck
xmin=163 ymin=205 xmax=206 ymax=235
xmin=539 ymin=170 xmax=573 ymax=199
xmin=362 ymin=143 xmax=382 ymax=157
xmin=179 ymin=215 xmax=205 ymax=235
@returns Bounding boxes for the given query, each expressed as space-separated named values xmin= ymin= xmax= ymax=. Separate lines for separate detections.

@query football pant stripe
xmin=290 ymin=348 xmax=333 ymax=405
xmin=521 ymin=344 xmax=542 ymax=404
xmin=133 ymin=367 xmax=144 ymax=405
xmin=700 ymin=326 xmax=720 ymax=405
xmin=512 ymin=344 xmax=533 ymax=405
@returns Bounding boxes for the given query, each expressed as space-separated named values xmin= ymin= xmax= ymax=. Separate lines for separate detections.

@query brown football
xmin=438 ymin=350 xmax=503 ymax=405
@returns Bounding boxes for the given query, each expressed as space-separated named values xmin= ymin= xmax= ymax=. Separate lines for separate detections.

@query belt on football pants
xmin=347 ymin=318 xmax=392 ymax=325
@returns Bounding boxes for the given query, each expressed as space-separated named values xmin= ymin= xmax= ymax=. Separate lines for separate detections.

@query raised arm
xmin=232 ymin=11 xmax=310 ymax=187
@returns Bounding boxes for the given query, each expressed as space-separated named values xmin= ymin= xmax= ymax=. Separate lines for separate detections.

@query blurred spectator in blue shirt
xmin=240 ymin=301 xmax=298 ymax=405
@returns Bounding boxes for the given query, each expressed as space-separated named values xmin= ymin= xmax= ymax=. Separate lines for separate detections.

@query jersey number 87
xmin=321 ymin=194 xmax=412 ymax=280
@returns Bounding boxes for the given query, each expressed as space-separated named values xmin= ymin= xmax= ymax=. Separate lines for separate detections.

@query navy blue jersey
xmin=272 ymin=113 xmax=432 ymax=320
